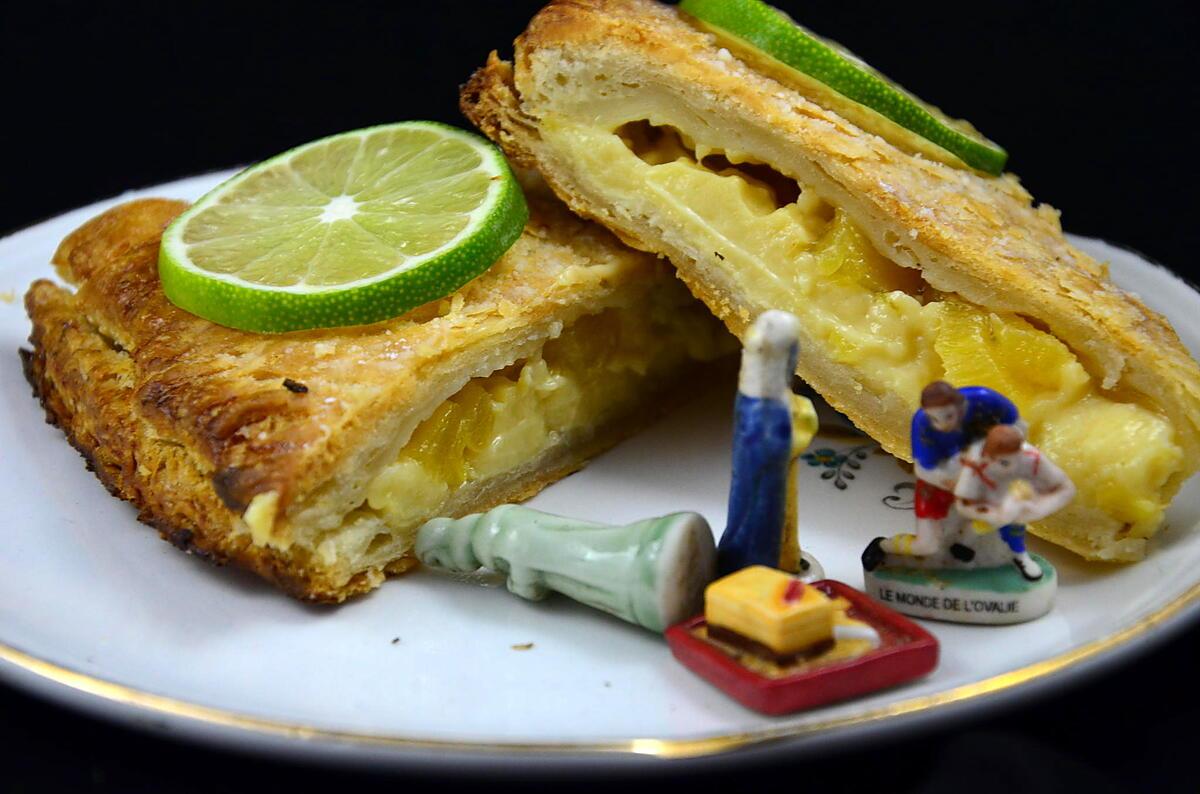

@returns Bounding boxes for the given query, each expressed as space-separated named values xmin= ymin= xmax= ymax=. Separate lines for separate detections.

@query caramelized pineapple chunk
xmin=363 ymin=301 xmax=730 ymax=528
xmin=810 ymin=210 xmax=925 ymax=296
xmin=935 ymin=300 xmax=1090 ymax=428
xmin=406 ymin=400 xmax=469 ymax=487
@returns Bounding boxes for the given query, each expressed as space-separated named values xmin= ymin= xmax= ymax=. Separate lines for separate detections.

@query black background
xmin=2 ymin=1 xmax=1198 ymax=791
xmin=4 ymin=0 xmax=1198 ymax=272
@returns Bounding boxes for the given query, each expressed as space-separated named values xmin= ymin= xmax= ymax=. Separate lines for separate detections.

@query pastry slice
xmin=461 ymin=0 xmax=1200 ymax=561
xmin=22 ymin=183 xmax=733 ymax=602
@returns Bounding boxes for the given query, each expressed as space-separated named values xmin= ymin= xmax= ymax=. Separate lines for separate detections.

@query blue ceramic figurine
xmin=717 ymin=311 xmax=818 ymax=578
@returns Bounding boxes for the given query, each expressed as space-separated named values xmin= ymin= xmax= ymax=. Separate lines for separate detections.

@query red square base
xmin=665 ymin=580 xmax=938 ymax=715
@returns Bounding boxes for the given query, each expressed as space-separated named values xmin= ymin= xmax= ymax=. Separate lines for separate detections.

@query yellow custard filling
xmin=361 ymin=302 xmax=729 ymax=531
xmin=543 ymin=116 xmax=1183 ymax=539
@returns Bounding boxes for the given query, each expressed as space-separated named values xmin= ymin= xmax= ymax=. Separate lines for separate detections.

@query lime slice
xmin=679 ymin=0 xmax=1007 ymax=175
xmin=159 ymin=121 xmax=528 ymax=332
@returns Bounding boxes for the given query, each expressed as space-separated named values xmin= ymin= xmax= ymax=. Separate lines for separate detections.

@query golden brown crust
xmin=20 ymin=298 xmax=686 ymax=600
xmin=24 ymin=190 xmax=723 ymax=600
xmin=461 ymin=0 xmax=1200 ymax=561
xmin=44 ymin=193 xmax=653 ymax=518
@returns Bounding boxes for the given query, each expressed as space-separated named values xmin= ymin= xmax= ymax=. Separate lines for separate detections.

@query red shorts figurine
xmin=913 ymin=479 xmax=955 ymax=520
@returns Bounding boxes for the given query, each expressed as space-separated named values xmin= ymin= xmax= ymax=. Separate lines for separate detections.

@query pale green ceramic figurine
xmin=415 ymin=505 xmax=717 ymax=632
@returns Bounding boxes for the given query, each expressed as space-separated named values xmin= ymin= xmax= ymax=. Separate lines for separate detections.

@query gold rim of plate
xmin=2 ymin=579 xmax=1198 ymax=760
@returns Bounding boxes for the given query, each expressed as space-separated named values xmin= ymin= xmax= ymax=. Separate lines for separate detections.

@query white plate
xmin=2 ymin=172 xmax=1199 ymax=772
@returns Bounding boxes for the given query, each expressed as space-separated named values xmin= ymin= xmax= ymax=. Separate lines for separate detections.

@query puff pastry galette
xmin=23 ymin=182 xmax=732 ymax=601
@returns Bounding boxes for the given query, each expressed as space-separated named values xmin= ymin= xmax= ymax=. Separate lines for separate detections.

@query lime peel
xmin=679 ymin=0 xmax=1007 ymax=175
xmin=159 ymin=121 xmax=528 ymax=333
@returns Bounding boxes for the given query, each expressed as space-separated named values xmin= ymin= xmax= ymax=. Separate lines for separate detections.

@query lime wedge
xmin=159 ymin=121 xmax=528 ymax=332
xmin=679 ymin=0 xmax=1007 ymax=175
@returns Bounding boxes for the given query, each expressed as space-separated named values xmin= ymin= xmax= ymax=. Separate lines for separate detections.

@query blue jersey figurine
xmin=718 ymin=311 xmax=802 ymax=577
xmin=910 ymin=385 xmax=1019 ymax=472
xmin=864 ymin=382 xmax=1021 ymax=567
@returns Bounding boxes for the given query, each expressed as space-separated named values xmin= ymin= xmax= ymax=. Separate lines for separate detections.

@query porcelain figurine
xmin=719 ymin=310 xmax=821 ymax=579
xmin=415 ymin=505 xmax=717 ymax=633
xmin=665 ymin=566 xmax=938 ymax=715
xmin=862 ymin=382 xmax=1072 ymax=624
xmin=874 ymin=380 xmax=1020 ymax=560
xmin=954 ymin=425 xmax=1075 ymax=581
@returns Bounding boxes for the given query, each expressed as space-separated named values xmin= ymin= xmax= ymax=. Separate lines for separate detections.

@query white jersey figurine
xmin=954 ymin=425 xmax=1076 ymax=581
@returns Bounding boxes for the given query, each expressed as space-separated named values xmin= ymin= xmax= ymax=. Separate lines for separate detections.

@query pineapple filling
xmin=543 ymin=116 xmax=1183 ymax=537
xmin=361 ymin=303 xmax=728 ymax=532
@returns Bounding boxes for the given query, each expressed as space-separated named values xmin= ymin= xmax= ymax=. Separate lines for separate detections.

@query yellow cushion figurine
xmin=705 ymin=566 xmax=840 ymax=661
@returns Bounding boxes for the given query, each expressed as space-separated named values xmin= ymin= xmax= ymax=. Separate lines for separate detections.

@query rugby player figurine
xmin=861 ymin=382 xmax=1068 ymax=625
xmin=717 ymin=311 xmax=820 ymax=579
xmin=862 ymin=381 xmax=1018 ymax=567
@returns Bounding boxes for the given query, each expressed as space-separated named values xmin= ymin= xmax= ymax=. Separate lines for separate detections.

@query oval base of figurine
xmin=863 ymin=554 xmax=1056 ymax=625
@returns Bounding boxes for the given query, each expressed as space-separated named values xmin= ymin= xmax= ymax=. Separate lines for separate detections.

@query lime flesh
xmin=159 ymin=121 xmax=528 ymax=332
xmin=679 ymin=0 xmax=1007 ymax=175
